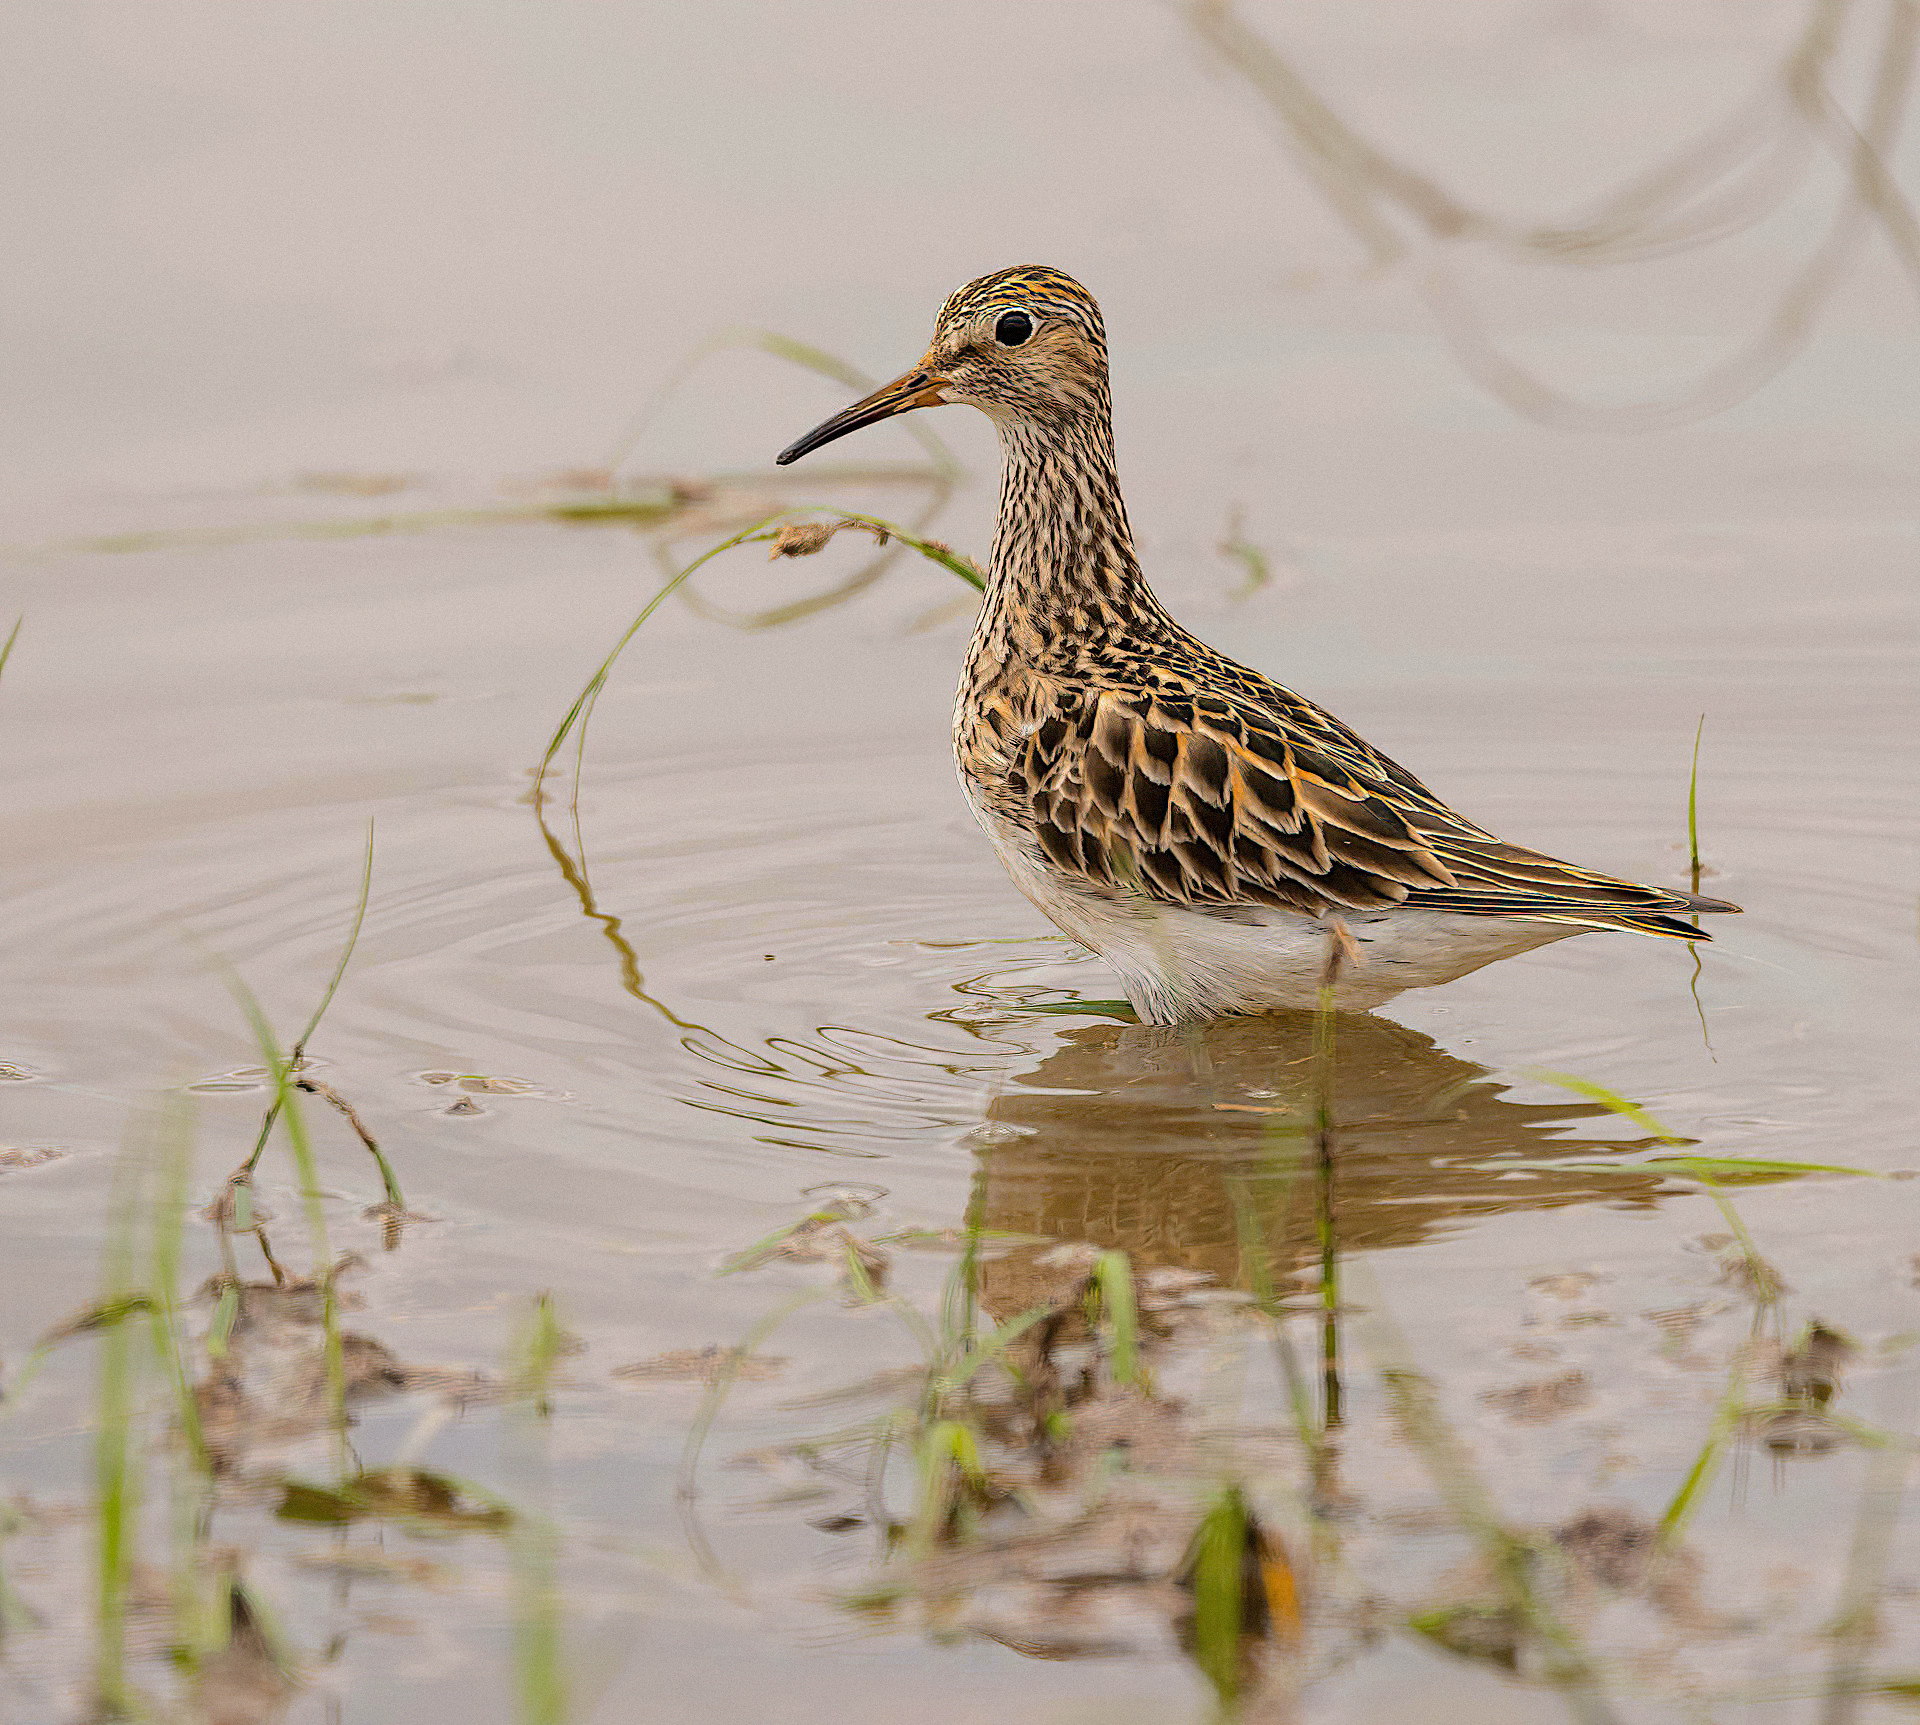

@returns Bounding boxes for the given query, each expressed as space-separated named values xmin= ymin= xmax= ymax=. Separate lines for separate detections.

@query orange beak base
xmin=775 ymin=367 xmax=946 ymax=466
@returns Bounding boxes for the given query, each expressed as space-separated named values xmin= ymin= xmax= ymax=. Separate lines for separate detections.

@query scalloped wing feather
xmin=1015 ymin=680 xmax=1736 ymax=938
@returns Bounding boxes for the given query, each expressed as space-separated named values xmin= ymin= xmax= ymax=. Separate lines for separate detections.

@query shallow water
xmin=3 ymin=4 xmax=1919 ymax=1721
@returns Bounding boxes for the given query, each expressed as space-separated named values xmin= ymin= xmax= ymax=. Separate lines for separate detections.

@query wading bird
xmin=777 ymin=266 xmax=1736 ymax=1022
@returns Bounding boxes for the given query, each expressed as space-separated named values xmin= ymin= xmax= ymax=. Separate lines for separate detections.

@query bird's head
xmin=776 ymin=265 xmax=1108 ymax=466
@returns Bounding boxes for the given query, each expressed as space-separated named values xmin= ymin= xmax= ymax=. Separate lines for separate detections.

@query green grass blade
xmin=206 ymin=1282 xmax=241 ymax=1362
xmin=508 ymin=1295 xmax=569 ymax=1725
xmin=1688 ymin=713 xmax=1706 ymax=895
xmin=148 ymin=1098 xmax=222 ymax=1664
xmin=145 ymin=1095 xmax=208 ymax=1476
xmin=840 ymin=1235 xmax=885 ymax=1306
xmin=1228 ymin=1176 xmax=1324 ymax=1464
xmin=293 ymin=820 xmax=375 ymax=1057
xmin=222 ymin=967 xmax=347 ymax=1457
xmin=535 ymin=512 xmax=791 ymax=795
xmin=1522 ymin=1069 xmax=1793 ymax=1296
xmin=1003 ymin=996 xmax=1136 ymax=1018
xmin=718 ymin=1208 xmax=853 ymax=1275
xmin=0 ymin=1500 xmax=36 ymax=1643
xmin=1312 ymin=931 xmax=1344 ymax=1427
xmin=938 ymin=1305 xmax=1053 ymax=1397
xmin=239 ymin=830 xmax=378 ymax=1182
xmin=1092 ymin=1250 xmax=1145 ymax=1388
xmin=1656 ymin=1373 xmax=1747 ymax=1548
xmin=820 ymin=511 xmax=983 ymax=590
xmin=673 ymin=1287 xmax=826 ymax=1596
xmin=1522 ymin=1068 xmax=1689 ymax=1144
xmin=1188 ymin=1484 xmax=1250 ymax=1701
xmin=905 ymin=1419 xmax=989 ymax=1554
xmin=92 ymin=1135 xmax=148 ymax=1718
xmin=538 ymin=507 xmax=983 ymax=892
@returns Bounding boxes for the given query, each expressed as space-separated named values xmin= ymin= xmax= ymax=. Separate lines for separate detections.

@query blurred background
xmin=8 ymin=2 xmax=1916 ymax=521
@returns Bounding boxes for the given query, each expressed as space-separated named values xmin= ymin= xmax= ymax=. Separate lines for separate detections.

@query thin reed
xmin=1688 ymin=713 xmax=1707 ymax=894
xmin=508 ymin=1294 xmax=571 ymax=1725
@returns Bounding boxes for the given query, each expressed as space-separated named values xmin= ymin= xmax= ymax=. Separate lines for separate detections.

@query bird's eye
xmin=994 ymin=310 xmax=1034 ymax=347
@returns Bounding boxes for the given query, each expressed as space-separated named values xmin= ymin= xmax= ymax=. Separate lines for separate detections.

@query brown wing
xmin=1015 ymin=683 xmax=1734 ymax=936
xmin=1016 ymin=687 xmax=1457 ymax=915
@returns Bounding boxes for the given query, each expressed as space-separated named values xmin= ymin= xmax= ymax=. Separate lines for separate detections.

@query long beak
xmin=775 ymin=365 xmax=947 ymax=466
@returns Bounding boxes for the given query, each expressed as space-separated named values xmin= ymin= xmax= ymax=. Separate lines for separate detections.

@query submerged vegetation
xmin=669 ymin=966 xmax=1909 ymax=1718
xmin=7 ymin=829 xmax=1898 ymax=1719
xmin=0 ymin=860 xmax=604 ymax=1722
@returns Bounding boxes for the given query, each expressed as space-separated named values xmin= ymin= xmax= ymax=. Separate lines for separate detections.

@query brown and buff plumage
xmin=778 ymin=265 xmax=1737 ymax=1022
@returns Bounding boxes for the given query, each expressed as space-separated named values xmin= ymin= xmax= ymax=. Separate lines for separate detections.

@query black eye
xmin=994 ymin=310 xmax=1034 ymax=347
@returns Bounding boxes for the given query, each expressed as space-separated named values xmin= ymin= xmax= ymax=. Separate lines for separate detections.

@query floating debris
xmin=187 ymin=1058 xmax=323 ymax=1095
xmin=417 ymin=1069 xmax=553 ymax=1095
xmin=1779 ymin=1320 xmax=1854 ymax=1407
xmin=1482 ymin=1368 xmax=1593 ymax=1425
xmin=614 ymin=1346 xmax=788 ymax=1387
xmin=416 ymin=1070 xmax=564 ymax=1115
xmin=723 ymin=1193 xmax=892 ymax=1294
xmin=276 ymin=1469 xmax=511 ymax=1533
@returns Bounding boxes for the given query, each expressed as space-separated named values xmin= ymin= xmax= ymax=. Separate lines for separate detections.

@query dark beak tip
xmin=775 ymin=429 xmax=826 ymax=467
xmin=775 ymin=368 xmax=937 ymax=471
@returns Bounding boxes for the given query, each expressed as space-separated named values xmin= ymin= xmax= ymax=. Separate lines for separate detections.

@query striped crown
xmin=935 ymin=265 xmax=1106 ymax=353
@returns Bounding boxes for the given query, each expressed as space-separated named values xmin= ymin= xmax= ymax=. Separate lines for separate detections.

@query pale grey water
xmin=2 ymin=4 xmax=1918 ymax=1722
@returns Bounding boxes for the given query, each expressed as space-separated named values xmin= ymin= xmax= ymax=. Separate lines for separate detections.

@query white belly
xmin=971 ymin=802 xmax=1581 ymax=1022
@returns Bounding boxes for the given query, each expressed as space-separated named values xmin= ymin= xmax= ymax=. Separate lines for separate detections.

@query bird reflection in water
xmin=971 ymin=1009 xmax=1665 ymax=1417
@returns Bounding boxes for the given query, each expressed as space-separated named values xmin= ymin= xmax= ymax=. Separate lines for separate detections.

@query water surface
xmin=3 ymin=4 xmax=1917 ymax=1721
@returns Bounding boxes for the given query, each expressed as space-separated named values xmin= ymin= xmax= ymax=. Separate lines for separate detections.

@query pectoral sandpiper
xmin=777 ymin=266 xmax=1737 ymax=1022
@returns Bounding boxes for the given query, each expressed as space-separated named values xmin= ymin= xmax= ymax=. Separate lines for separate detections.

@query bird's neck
xmin=978 ymin=406 xmax=1166 ymax=667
